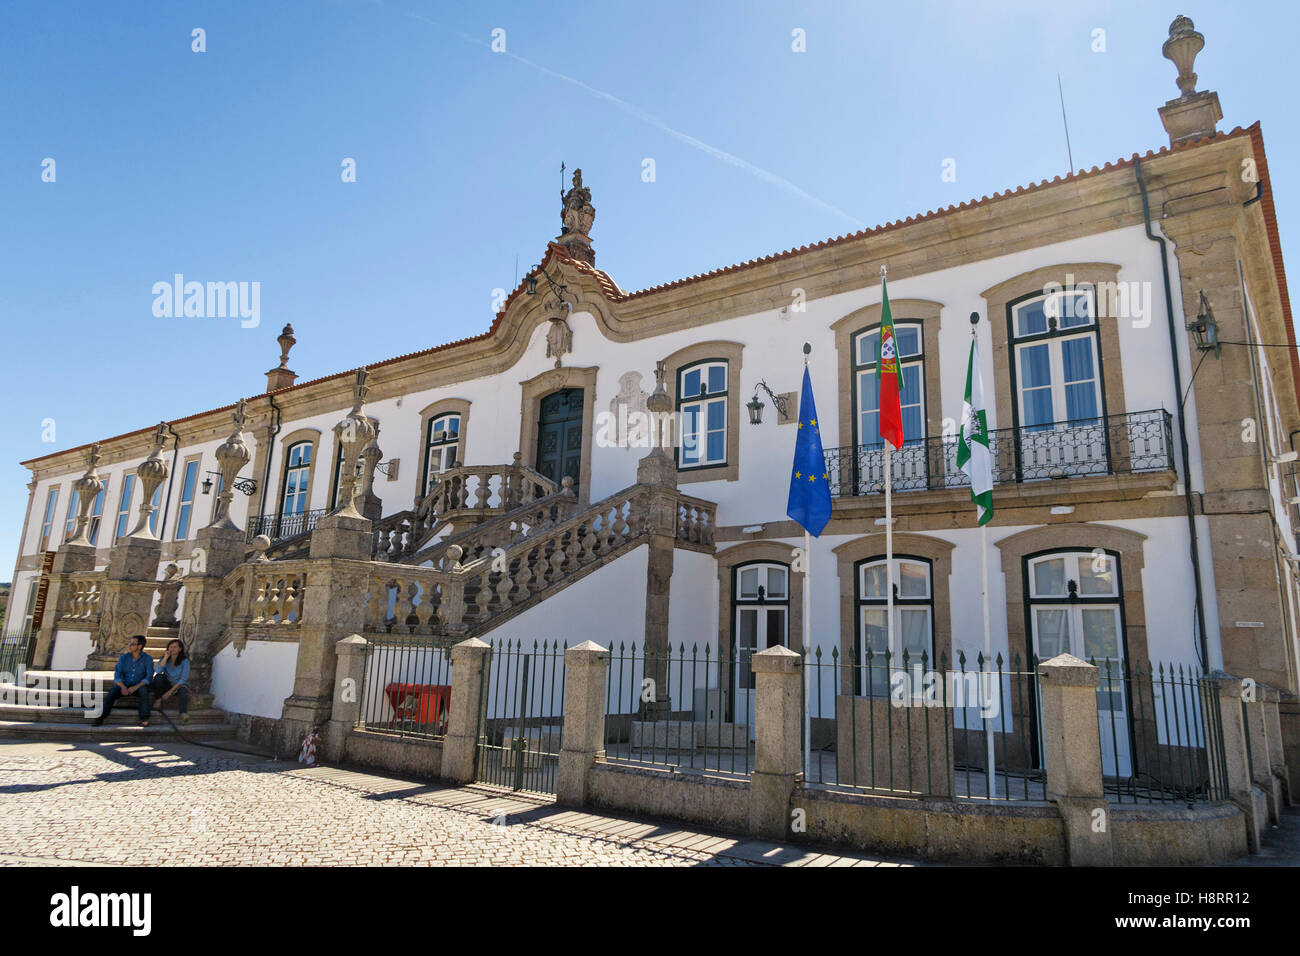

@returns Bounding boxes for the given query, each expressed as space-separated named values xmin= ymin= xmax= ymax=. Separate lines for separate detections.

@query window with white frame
xmin=855 ymin=556 xmax=934 ymax=695
xmin=39 ymin=487 xmax=59 ymax=551
xmin=281 ymin=441 xmax=312 ymax=516
xmin=677 ymin=361 xmax=727 ymax=469
xmin=114 ymin=475 xmax=135 ymax=541
xmin=174 ymin=459 xmax=200 ymax=540
xmin=1011 ymin=287 xmax=1102 ymax=431
xmin=733 ymin=562 xmax=789 ymax=696
xmin=853 ymin=324 xmax=926 ymax=447
xmin=423 ymin=413 xmax=461 ymax=494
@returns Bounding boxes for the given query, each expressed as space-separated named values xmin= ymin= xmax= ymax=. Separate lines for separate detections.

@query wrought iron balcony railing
xmin=246 ymin=508 xmax=327 ymax=543
xmin=825 ymin=409 xmax=1174 ymax=499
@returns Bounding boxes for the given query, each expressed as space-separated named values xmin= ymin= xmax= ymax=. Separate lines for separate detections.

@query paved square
xmin=0 ymin=739 xmax=910 ymax=867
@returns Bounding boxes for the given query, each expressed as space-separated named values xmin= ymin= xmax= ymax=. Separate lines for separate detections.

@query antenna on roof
xmin=1057 ymin=73 xmax=1075 ymax=173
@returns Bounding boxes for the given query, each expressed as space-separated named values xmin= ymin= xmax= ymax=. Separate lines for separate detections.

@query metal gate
xmin=475 ymin=639 xmax=567 ymax=795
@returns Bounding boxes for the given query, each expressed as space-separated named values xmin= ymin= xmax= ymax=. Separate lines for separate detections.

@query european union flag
xmin=786 ymin=366 xmax=832 ymax=537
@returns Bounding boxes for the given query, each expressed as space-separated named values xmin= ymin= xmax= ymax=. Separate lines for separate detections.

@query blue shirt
xmin=114 ymin=651 xmax=154 ymax=688
xmin=156 ymin=658 xmax=190 ymax=687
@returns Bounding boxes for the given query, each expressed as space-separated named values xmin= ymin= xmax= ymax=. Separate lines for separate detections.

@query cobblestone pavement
xmin=0 ymin=739 xmax=912 ymax=867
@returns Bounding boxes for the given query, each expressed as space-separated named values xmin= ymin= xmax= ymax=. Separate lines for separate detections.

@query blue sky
xmin=1 ymin=0 xmax=1294 ymax=577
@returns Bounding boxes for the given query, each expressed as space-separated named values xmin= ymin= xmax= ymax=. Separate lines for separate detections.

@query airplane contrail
xmin=388 ymin=4 xmax=865 ymax=227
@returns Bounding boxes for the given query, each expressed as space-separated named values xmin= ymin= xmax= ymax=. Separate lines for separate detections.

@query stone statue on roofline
xmin=557 ymin=167 xmax=597 ymax=266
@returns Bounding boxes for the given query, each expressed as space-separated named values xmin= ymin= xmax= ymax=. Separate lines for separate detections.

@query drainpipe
xmin=159 ymin=423 xmax=182 ymax=548
xmin=1136 ymin=159 xmax=1211 ymax=668
xmin=259 ymin=392 xmax=282 ymax=525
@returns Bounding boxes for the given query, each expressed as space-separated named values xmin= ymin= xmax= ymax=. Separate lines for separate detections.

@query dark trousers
xmin=150 ymin=674 xmax=189 ymax=714
xmin=101 ymin=683 xmax=151 ymax=720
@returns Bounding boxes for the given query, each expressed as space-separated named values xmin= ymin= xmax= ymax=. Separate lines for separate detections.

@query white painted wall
xmin=50 ymin=629 xmax=94 ymax=670
xmin=210 ymin=640 xmax=299 ymax=719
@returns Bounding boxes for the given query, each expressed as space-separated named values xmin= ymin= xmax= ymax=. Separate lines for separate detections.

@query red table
xmin=384 ymin=682 xmax=451 ymax=730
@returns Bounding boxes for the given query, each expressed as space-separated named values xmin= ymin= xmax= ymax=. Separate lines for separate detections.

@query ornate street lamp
xmin=1186 ymin=290 xmax=1221 ymax=357
xmin=747 ymin=380 xmax=790 ymax=426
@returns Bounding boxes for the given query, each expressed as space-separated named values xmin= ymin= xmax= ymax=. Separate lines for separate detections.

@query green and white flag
xmin=956 ymin=337 xmax=993 ymax=525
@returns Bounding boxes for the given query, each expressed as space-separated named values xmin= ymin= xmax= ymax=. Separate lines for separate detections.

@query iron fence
xmin=475 ymin=638 xmax=567 ymax=795
xmin=825 ymin=408 xmax=1173 ymax=498
xmin=357 ymin=635 xmax=454 ymax=740
xmin=246 ymin=508 xmax=326 ymax=543
xmin=0 ymin=628 xmax=33 ymax=677
xmin=604 ymin=642 xmax=752 ymax=777
xmin=1097 ymin=659 xmax=1231 ymax=806
xmin=804 ymin=646 xmax=1045 ymax=800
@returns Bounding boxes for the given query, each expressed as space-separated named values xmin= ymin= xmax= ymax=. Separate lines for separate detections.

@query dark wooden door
xmin=536 ymin=388 xmax=583 ymax=486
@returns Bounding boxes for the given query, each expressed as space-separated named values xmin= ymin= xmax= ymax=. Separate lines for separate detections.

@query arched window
xmin=855 ymin=556 xmax=934 ymax=694
xmin=281 ymin=441 xmax=313 ymax=516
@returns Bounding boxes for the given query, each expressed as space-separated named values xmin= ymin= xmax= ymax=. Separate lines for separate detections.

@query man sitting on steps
xmin=91 ymin=635 xmax=155 ymax=727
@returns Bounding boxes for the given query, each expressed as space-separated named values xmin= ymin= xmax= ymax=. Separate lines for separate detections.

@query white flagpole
xmin=982 ymin=520 xmax=996 ymax=798
xmin=804 ymin=528 xmax=812 ymax=779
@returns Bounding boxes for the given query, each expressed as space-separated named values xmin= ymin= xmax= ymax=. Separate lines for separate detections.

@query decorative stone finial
xmin=276 ymin=324 xmax=296 ymax=369
xmin=67 ymin=442 xmax=105 ymax=546
xmin=556 ymin=167 xmax=596 ymax=266
xmin=251 ymin=534 xmax=272 ymax=562
xmin=210 ymin=398 xmax=253 ymax=532
xmin=266 ymin=325 xmax=299 ymax=392
xmin=1163 ymin=15 xmax=1204 ymax=97
xmin=1157 ymin=16 xmax=1222 ymax=146
xmin=128 ymin=423 xmax=171 ymax=539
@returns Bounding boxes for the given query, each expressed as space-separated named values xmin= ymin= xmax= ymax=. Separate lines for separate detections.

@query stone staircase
xmin=0 ymin=628 xmax=233 ymax=741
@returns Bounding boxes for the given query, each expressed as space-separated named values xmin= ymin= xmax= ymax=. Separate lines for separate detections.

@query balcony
xmin=825 ymin=409 xmax=1174 ymax=499
xmin=247 ymin=508 xmax=326 ymax=543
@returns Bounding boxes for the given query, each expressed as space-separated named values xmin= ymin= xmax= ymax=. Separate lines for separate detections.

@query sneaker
xmin=91 ymin=715 xmax=105 ymax=727
xmin=180 ymin=713 xmax=191 ymax=725
xmin=140 ymin=719 xmax=149 ymax=727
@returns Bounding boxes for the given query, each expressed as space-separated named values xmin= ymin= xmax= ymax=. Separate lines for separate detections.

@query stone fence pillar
xmin=1260 ymin=685 xmax=1292 ymax=806
xmin=440 ymin=638 xmax=491 ymax=785
xmin=1207 ymin=672 xmax=1262 ymax=854
xmin=323 ymin=634 xmax=368 ymax=763
xmin=1244 ymin=686 xmax=1281 ymax=825
xmin=556 ymin=641 xmax=610 ymax=806
xmin=748 ymin=645 xmax=803 ymax=840
xmin=1038 ymin=654 xmax=1113 ymax=866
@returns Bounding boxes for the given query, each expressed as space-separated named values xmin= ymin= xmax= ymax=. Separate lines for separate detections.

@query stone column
xmin=637 ymin=369 xmax=678 ymax=718
xmin=748 ymin=645 xmax=803 ymax=840
xmin=1037 ymin=654 xmax=1113 ymax=866
xmin=441 ymin=638 xmax=491 ymax=784
xmin=1207 ymin=672 xmax=1262 ymax=853
xmin=323 ymin=634 xmax=368 ymax=762
xmin=180 ymin=399 xmax=255 ymax=693
xmin=277 ymin=557 xmax=371 ymax=751
xmin=556 ymin=641 xmax=610 ymax=806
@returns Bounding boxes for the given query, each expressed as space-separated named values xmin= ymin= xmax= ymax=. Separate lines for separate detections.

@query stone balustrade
xmin=227 ymin=561 xmax=310 ymax=628
xmin=57 ymin=572 xmax=106 ymax=627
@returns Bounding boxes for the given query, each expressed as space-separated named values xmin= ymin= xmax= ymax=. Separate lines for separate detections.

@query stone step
xmin=4 ymin=673 xmax=214 ymax=711
xmin=0 ymin=718 xmax=235 ymax=741
xmin=0 ymin=702 xmax=227 ymax=724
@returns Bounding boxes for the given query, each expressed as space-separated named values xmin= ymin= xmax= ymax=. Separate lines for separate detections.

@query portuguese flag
xmin=877 ymin=276 xmax=904 ymax=451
